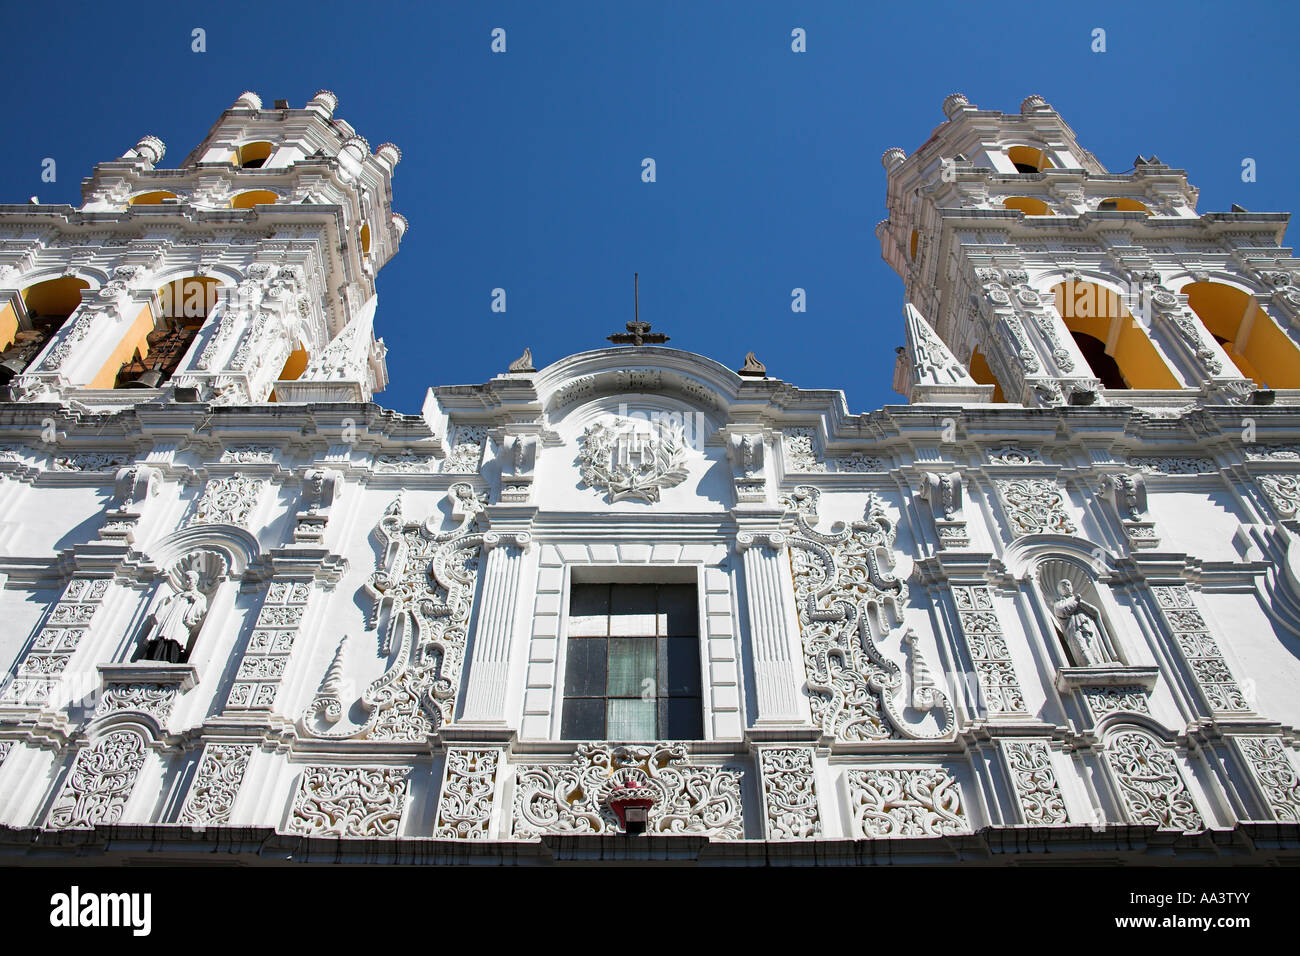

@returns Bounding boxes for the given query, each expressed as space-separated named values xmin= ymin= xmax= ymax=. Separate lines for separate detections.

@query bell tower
xmin=881 ymin=93 xmax=1300 ymax=408
xmin=0 ymin=90 xmax=405 ymax=405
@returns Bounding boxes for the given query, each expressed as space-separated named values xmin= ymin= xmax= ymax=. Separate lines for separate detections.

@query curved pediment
xmin=534 ymin=347 xmax=740 ymax=417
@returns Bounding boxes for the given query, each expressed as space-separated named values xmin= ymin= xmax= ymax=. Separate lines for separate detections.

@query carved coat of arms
xmin=578 ymin=417 xmax=689 ymax=503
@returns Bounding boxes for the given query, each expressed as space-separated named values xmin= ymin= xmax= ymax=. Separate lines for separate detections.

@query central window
xmin=561 ymin=582 xmax=703 ymax=740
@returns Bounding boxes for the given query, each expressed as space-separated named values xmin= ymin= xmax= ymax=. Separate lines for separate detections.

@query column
xmin=736 ymin=531 xmax=808 ymax=726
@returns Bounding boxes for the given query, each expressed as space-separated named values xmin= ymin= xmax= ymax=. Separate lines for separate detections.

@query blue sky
xmin=4 ymin=1 xmax=1298 ymax=414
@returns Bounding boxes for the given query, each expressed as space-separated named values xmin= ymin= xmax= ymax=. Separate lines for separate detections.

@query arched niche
xmin=1034 ymin=558 xmax=1124 ymax=666
xmin=1002 ymin=535 xmax=1141 ymax=672
xmin=131 ymin=524 xmax=260 ymax=665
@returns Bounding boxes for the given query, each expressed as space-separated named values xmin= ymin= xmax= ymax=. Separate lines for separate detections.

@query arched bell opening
xmin=1002 ymin=196 xmax=1051 ymax=216
xmin=1184 ymin=281 xmax=1300 ymax=388
xmin=1007 ymin=145 xmax=1054 ymax=174
xmin=230 ymin=190 xmax=278 ymax=209
xmin=107 ymin=276 xmax=222 ymax=390
xmin=231 ymin=141 xmax=274 ymax=169
xmin=1052 ymin=281 xmax=1180 ymax=390
xmin=0 ymin=276 xmax=89 ymax=384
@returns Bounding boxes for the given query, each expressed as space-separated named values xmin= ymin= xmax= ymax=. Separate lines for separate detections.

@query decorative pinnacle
xmin=320 ymin=636 xmax=348 ymax=699
xmin=738 ymin=351 xmax=767 ymax=377
xmin=508 ymin=346 xmax=536 ymax=373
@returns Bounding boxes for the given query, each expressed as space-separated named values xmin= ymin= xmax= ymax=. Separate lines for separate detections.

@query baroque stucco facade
xmin=0 ymin=92 xmax=1298 ymax=864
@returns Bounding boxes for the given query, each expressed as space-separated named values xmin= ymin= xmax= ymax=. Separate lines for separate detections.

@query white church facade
xmin=0 ymin=91 xmax=1298 ymax=863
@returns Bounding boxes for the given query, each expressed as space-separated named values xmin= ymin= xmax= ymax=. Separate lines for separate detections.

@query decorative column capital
xmin=735 ymin=530 xmax=785 ymax=553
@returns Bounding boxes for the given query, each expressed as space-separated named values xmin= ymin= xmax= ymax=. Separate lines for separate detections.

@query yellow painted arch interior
xmin=231 ymin=141 xmax=274 ymax=168
xmin=1007 ymin=145 xmax=1054 ymax=172
xmin=278 ymin=345 xmax=310 ymax=381
xmin=90 ymin=302 xmax=156 ymax=389
xmin=1185 ymin=282 xmax=1300 ymax=388
xmin=231 ymin=190 xmax=279 ymax=209
xmin=1098 ymin=197 xmax=1152 ymax=214
xmin=128 ymin=191 xmax=178 ymax=206
xmin=1002 ymin=196 xmax=1051 ymax=216
xmin=0 ymin=299 xmax=19 ymax=352
xmin=1052 ymin=281 xmax=1180 ymax=389
xmin=22 ymin=276 xmax=88 ymax=317
xmin=360 ymin=222 xmax=371 ymax=256
xmin=909 ymin=229 xmax=918 ymax=260
xmin=968 ymin=346 xmax=1007 ymax=402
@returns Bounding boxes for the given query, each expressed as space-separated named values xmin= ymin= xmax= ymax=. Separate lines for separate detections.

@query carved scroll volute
xmin=917 ymin=471 xmax=968 ymax=549
xmin=112 ymin=465 xmax=161 ymax=508
xmin=496 ymin=430 xmax=539 ymax=503
xmin=101 ymin=464 xmax=163 ymax=542
xmin=725 ymin=428 xmax=769 ymax=504
xmin=295 ymin=467 xmax=341 ymax=543
xmin=1097 ymin=472 xmax=1159 ymax=549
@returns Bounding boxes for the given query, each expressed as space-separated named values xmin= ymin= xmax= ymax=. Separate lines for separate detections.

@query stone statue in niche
xmin=137 ymin=570 xmax=209 ymax=662
xmin=1051 ymin=579 xmax=1109 ymax=666
xmin=135 ymin=551 xmax=224 ymax=663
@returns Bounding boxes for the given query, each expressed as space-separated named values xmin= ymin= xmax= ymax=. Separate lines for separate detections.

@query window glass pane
xmin=563 ymin=637 xmax=607 ymax=697
xmin=607 ymin=637 xmax=655 ymax=697
xmin=607 ymin=698 xmax=655 ymax=739
xmin=561 ymin=697 xmax=605 ymax=740
xmin=661 ymin=696 xmax=704 ymax=739
xmin=662 ymin=637 xmax=702 ymax=696
xmin=658 ymin=584 xmax=698 ymax=635
xmin=608 ymin=584 xmax=657 ymax=636
xmin=568 ymin=584 xmax=609 ymax=636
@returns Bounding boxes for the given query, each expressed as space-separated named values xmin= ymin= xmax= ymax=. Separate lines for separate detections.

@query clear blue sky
xmin=4 ymin=1 xmax=1298 ymax=414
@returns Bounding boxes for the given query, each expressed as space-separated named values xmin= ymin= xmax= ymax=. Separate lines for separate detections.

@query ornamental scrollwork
xmin=845 ymin=767 xmax=970 ymax=838
xmin=1234 ymin=737 xmax=1300 ymax=822
xmin=758 ymin=747 xmax=821 ymax=839
xmin=578 ymin=417 xmax=689 ymax=503
xmin=995 ymin=478 xmax=1078 ymax=536
xmin=1003 ymin=740 xmax=1069 ymax=825
xmin=286 ymin=766 xmax=409 ymax=837
xmin=1257 ymin=473 xmax=1300 ymax=519
xmin=512 ymin=743 xmax=744 ymax=840
xmin=179 ymin=743 xmax=254 ymax=827
xmin=94 ymin=683 xmax=177 ymax=721
xmin=780 ymin=485 xmax=955 ymax=741
xmin=46 ymin=730 xmax=147 ymax=830
xmin=299 ymin=484 xmax=486 ymax=742
xmin=1104 ymin=730 xmax=1203 ymax=831
xmin=434 ymin=748 xmax=500 ymax=839
xmin=189 ymin=472 xmax=266 ymax=528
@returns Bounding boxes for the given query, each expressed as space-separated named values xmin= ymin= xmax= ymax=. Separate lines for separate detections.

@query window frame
xmin=552 ymin=564 xmax=711 ymax=742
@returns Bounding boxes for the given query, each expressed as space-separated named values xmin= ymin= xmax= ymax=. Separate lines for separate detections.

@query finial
xmin=122 ymin=135 xmax=165 ymax=166
xmin=232 ymin=91 xmax=262 ymax=111
xmin=308 ymin=90 xmax=339 ymax=116
xmin=1020 ymin=94 xmax=1050 ymax=114
xmin=942 ymin=93 xmax=970 ymax=118
xmin=738 ymin=352 xmax=767 ymax=377
xmin=375 ymin=143 xmax=402 ymax=173
xmin=508 ymin=346 xmax=536 ymax=373
xmin=881 ymin=147 xmax=907 ymax=170
xmin=606 ymin=273 xmax=670 ymax=346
